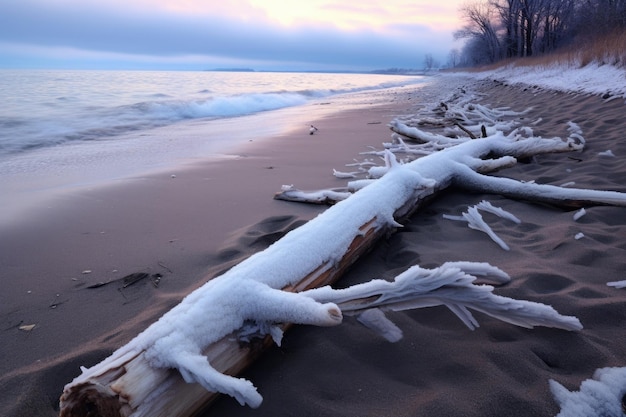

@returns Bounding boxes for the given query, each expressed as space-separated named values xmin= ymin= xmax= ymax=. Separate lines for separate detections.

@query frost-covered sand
xmin=2 ymin=74 xmax=626 ymax=416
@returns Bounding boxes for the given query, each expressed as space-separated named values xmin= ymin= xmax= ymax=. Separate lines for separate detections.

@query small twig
xmin=86 ymin=281 xmax=112 ymax=289
xmin=49 ymin=296 xmax=68 ymax=309
xmin=122 ymin=272 xmax=150 ymax=288
xmin=454 ymin=122 xmax=477 ymax=139
xmin=158 ymin=262 xmax=173 ymax=273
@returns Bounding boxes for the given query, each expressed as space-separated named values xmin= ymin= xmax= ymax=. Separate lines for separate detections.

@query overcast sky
xmin=0 ymin=0 xmax=465 ymax=71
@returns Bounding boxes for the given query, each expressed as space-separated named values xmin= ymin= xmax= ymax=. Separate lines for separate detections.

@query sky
xmin=0 ymin=0 xmax=465 ymax=72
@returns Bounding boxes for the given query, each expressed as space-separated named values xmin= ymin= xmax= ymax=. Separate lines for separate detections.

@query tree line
xmin=452 ymin=0 xmax=626 ymax=67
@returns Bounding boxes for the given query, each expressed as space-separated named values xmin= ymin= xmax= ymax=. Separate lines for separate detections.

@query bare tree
xmin=538 ymin=0 xmax=576 ymax=53
xmin=448 ymin=48 xmax=461 ymax=67
xmin=575 ymin=0 xmax=626 ymax=36
xmin=458 ymin=0 xmax=625 ymax=66
xmin=424 ymin=53 xmax=436 ymax=71
xmin=492 ymin=0 xmax=523 ymax=57
xmin=455 ymin=1 xmax=502 ymax=63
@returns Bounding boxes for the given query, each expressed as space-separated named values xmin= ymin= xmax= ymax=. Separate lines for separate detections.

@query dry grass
xmin=577 ymin=31 xmax=626 ymax=67
xmin=463 ymin=30 xmax=626 ymax=72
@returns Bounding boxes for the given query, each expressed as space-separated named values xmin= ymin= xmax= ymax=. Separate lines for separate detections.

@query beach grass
xmin=464 ymin=29 xmax=626 ymax=72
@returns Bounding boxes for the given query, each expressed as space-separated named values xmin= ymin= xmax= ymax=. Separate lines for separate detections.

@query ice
xmin=476 ymin=200 xmax=521 ymax=223
xmin=443 ymin=201 xmax=520 ymax=250
xmin=304 ymin=262 xmax=582 ymax=332
xmin=277 ymin=184 xmax=351 ymax=204
xmin=607 ymin=280 xmax=626 ymax=289
xmin=356 ymin=308 xmax=403 ymax=343
xmin=66 ymin=75 xmax=626 ymax=409
xmin=333 ymin=169 xmax=360 ymax=178
xmin=551 ymin=367 xmax=626 ymax=417
xmin=573 ymin=208 xmax=586 ymax=221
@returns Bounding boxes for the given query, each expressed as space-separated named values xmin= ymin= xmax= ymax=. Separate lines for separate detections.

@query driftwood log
xmin=59 ymin=112 xmax=626 ymax=416
xmin=59 ymin=219 xmax=383 ymax=417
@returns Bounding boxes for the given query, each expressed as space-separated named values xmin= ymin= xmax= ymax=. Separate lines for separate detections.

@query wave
xmin=0 ymin=76 xmax=425 ymax=156
xmin=132 ymin=92 xmax=310 ymax=120
xmin=126 ymin=77 xmax=423 ymax=122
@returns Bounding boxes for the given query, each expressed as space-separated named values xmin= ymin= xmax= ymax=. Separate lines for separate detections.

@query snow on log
xmin=59 ymin=154 xmax=437 ymax=417
xmin=59 ymin=93 xmax=626 ymax=417
xmin=60 ymin=135 xmax=592 ymax=416
xmin=274 ymin=185 xmax=351 ymax=205
xmin=281 ymin=124 xmax=626 ymax=209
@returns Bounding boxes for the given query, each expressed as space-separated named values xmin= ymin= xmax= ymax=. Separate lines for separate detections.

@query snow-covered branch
xmin=304 ymin=262 xmax=582 ymax=342
xmin=443 ymin=201 xmax=521 ymax=250
xmin=274 ymin=185 xmax=351 ymax=204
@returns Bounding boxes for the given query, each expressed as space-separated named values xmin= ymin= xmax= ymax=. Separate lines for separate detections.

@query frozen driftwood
xmin=277 ymin=127 xmax=626 ymax=209
xmin=60 ymin=97 xmax=626 ymax=417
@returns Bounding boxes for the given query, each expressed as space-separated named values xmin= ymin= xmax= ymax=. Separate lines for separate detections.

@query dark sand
xmin=2 ymin=76 xmax=626 ymax=416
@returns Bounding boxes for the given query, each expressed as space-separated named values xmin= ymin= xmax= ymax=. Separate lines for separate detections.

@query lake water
xmin=0 ymin=69 xmax=427 ymax=222
xmin=0 ymin=70 xmax=426 ymax=156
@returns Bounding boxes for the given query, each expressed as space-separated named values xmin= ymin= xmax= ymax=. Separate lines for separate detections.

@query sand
xmin=2 ymin=76 xmax=626 ymax=416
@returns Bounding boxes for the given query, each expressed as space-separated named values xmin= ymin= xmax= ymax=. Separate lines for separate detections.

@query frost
xmin=476 ymin=201 xmax=521 ymax=224
xmin=333 ymin=169 xmax=360 ymax=179
xmin=443 ymin=201 xmax=520 ymax=250
xmin=598 ymin=150 xmax=615 ymax=157
xmin=551 ymin=367 xmax=626 ymax=417
xmin=459 ymin=62 xmax=626 ymax=99
xmin=356 ymin=308 xmax=403 ymax=343
xmin=607 ymin=280 xmax=626 ymax=289
xmin=464 ymin=207 xmax=511 ymax=250
xmin=64 ymin=80 xmax=626 ymax=412
xmin=573 ymin=208 xmax=586 ymax=221
xmin=277 ymin=184 xmax=351 ymax=204
xmin=574 ymin=232 xmax=585 ymax=240
xmin=567 ymin=121 xmax=586 ymax=145
xmin=304 ymin=262 xmax=581 ymax=332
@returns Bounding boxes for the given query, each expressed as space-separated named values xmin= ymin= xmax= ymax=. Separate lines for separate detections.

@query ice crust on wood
xmin=304 ymin=262 xmax=582 ymax=334
xmin=443 ymin=201 xmax=521 ymax=250
xmin=61 ymin=84 xmax=626 ymax=415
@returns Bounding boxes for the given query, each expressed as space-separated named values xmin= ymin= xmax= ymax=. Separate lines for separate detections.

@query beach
xmin=2 ymin=74 xmax=626 ymax=416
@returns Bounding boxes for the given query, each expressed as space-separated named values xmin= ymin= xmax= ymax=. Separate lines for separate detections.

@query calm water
xmin=0 ymin=70 xmax=424 ymax=156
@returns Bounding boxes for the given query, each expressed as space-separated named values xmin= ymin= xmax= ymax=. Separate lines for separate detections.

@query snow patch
xmin=573 ymin=208 xmax=586 ymax=221
xmin=551 ymin=367 xmax=626 ymax=417
xmin=607 ymin=280 xmax=626 ymax=289
xmin=459 ymin=63 xmax=626 ymax=100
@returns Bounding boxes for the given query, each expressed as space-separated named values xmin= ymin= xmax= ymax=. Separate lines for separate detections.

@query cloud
xmin=0 ymin=0 xmax=457 ymax=70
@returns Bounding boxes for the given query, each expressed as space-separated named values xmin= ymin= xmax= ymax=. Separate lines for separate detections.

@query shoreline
xmin=0 ymin=82 xmax=427 ymax=228
xmin=3 ymin=74 xmax=626 ymax=416
xmin=0 ymin=82 xmax=429 ymax=397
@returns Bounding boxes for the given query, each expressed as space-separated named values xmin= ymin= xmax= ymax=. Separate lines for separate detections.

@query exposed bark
xmin=454 ymin=122 xmax=478 ymax=139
